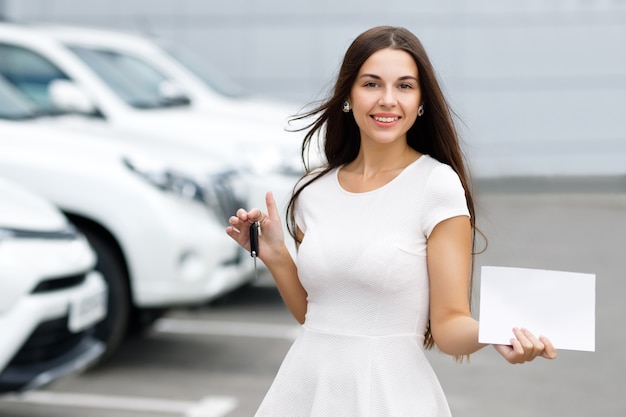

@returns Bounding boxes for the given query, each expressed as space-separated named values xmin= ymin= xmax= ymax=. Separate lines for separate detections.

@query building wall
xmin=3 ymin=0 xmax=626 ymax=176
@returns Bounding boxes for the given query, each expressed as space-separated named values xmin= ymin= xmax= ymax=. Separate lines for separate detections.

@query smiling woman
xmin=226 ymin=25 xmax=557 ymax=417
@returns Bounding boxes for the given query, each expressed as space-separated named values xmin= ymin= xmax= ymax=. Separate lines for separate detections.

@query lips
xmin=371 ymin=114 xmax=401 ymax=127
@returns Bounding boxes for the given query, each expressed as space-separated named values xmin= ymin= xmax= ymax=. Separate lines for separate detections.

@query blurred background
xmin=0 ymin=1 xmax=624 ymax=417
xmin=2 ymin=0 xmax=625 ymax=177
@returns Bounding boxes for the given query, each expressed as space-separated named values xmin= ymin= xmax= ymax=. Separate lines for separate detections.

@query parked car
xmin=32 ymin=24 xmax=306 ymax=133
xmin=0 ymin=22 xmax=311 ymax=179
xmin=0 ymin=176 xmax=107 ymax=392
xmin=0 ymin=75 xmax=250 ymax=361
xmin=0 ymin=21 xmax=302 ymax=257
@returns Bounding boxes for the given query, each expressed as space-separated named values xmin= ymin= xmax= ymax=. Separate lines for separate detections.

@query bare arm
xmin=226 ymin=192 xmax=308 ymax=324
xmin=427 ymin=216 xmax=557 ymax=362
xmin=427 ymin=215 xmax=483 ymax=356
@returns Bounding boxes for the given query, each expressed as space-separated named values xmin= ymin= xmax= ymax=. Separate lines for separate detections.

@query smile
xmin=372 ymin=116 xmax=400 ymax=123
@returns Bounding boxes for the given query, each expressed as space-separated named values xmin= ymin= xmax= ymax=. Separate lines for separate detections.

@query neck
xmin=348 ymin=142 xmax=421 ymax=178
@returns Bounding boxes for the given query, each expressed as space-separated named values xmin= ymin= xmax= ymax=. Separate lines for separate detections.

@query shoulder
xmin=417 ymin=155 xmax=465 ymax=191
xmin=293 ymin=166 xmax=336 ymax=233
xmin=402 ymin=155 xmax=465 ymax=195
xmin=417 ymin=155 xmax=470 ymax=236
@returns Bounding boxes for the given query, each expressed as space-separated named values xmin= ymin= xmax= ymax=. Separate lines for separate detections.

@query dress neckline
xmin=335 ymin=155 xmax=426 ymax=195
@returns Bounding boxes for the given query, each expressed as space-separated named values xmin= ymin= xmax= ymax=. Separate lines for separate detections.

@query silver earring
xmin=342 ymin=101 xmax=351 ymax=113
xmin=417 ymin=104 xmax=424 ymax=116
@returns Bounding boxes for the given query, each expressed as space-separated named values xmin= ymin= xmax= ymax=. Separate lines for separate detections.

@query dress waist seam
xmin=302 ymin=324 xmax=422 ymax=339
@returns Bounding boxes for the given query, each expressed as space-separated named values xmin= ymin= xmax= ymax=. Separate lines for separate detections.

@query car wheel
xmin=80 ymin=228 xmax=130 ymax=363
xmin=129 ymin=307 xmax=165 ymax=335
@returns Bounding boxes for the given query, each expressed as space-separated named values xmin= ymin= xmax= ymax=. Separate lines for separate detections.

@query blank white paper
xmin=478 ymin=266 xmax=595 ymax=352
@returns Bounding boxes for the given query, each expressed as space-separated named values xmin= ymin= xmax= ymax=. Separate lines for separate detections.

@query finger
xmin=492 ymin=343 xmax=513 ymax=361
xmin=225 ymin=226 xmax=239 ymax=241
xmin=520 ymin=328 xmax=545 ymax=354
xmin=236 ymin=208 xmax=250 ymax=222
xmin=539 ymin=336 xmax=558 ymax=359
xmin=247 ymin=208 xmax=264 ymax=224
xmin=225 ymin=225 xmax=238 ymax=234
xmin=266 ymin=191 xmax=280 ymax=221
xmin=510 ymin=337 xmax=525 ymax=360
xmin=228 ymin=216 xmax=242 ymax=230
xmin=227 ymin=212 xmax=253 ymax=241
xmin=513 ymin=327 xmax=538 ymax=359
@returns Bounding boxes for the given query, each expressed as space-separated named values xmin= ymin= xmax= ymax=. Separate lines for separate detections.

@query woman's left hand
xmin=493 ymin=327 xmax=557 ymax=364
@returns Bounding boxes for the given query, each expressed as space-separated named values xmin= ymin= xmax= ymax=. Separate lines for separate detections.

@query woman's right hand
xmin=225 ymin=191 xmax=287 ymax=265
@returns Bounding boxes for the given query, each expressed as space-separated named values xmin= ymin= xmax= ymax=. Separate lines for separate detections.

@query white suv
xmin=0 ymin=21 xmax=304 ymax=257
xmin=35 ymin=24 xmax=301 ymax=130
xmin=0 ymin=22 xmax=311 ymax=179
xmin=0 ymin=77 xmax=249 ymax=361
xmin=0 ymin=176 xmax=107 ymax=392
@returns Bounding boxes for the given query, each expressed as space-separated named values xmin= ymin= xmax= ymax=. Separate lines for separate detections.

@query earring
xmin=417 ymin=104 xmax=425 ymax=117
xmin=342 ymin=101 xmax=351 ymax=113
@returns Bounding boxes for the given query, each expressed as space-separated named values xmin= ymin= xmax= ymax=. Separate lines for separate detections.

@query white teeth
xmin=374 ymin=116 xmax=398 ymax=123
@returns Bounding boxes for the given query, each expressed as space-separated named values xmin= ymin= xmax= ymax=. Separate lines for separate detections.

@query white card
xmin=478 ymin=266 xmax=595 ymax=352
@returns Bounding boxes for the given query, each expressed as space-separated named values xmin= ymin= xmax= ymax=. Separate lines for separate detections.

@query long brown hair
xmin=286 ymin=26 xmax=478 ymax=351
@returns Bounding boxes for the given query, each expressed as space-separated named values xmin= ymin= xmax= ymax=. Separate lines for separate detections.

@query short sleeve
xmin=294 ymin=196 xmax=306 ymax=234
xmin=292 ymin=170 xmax=322 ymax=235
xmin=420 ymin=164 xmax=470 ymax=238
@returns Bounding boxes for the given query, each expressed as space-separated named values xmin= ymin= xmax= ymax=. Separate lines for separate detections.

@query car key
xmin=250 ymin=221 xmax=260 ymax=279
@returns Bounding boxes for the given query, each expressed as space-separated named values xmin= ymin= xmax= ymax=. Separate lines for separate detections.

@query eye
xmin=363 ymin=81 xmax=378 ymax=88
xmin=399 ymin=83 xmax=413 ymax=90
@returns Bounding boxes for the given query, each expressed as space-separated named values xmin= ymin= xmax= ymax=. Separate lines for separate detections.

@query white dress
xmin=255 ymin=155 xmax=470 ymax=417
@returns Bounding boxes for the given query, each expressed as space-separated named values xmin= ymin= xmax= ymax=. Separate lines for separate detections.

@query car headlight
xmin=123 ymin=157 xmax=206 ymax=203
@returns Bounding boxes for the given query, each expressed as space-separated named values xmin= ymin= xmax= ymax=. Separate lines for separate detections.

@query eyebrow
xmin=359 ymin=74 xmax=418 ymax=82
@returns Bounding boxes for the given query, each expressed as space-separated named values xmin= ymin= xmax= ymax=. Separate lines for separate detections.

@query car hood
xmin=0 ymin=176 xmax=68 ymax=232
xmin=121 ymin=110 xmax=323 ymax=173
xmin=0 ymin=118 xmax=234 ymax=182
xmin=36 ymin=111 xmax=316 ymax=175
xmin=29 ymin=115 xmax=237 ymax=177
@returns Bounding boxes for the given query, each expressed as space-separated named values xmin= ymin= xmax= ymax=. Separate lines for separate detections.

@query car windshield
xmin=68 ymin=46 xmax=189 ymax=109
xmin=0 ymin=75 xmax=42 ymax=120
xmin=0 ymin=42 xmax=73 ymax=115
xmin=160 ymin=43 xmax=246 ymax=98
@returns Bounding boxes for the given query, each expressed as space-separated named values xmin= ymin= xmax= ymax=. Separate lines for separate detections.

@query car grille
xmin=207 ymin=170 xmax=246 ymax=225
xmin=6 ymin=316 xmax=86 ymax=366
xmin=31 ymin=272 xmax=87 ymax=294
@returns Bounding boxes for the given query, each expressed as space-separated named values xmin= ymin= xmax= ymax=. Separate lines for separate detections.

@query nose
xmin=378 ymin=86 xmax=397 ymax=107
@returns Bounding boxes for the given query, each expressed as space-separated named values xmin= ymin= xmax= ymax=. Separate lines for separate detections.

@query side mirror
xmin=48 ymin=79 xmax=98 ymax=115
xmin=158 ymin=80 xmax=191 ymax=106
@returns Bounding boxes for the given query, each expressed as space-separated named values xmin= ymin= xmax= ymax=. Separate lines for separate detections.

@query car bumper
xmin=125 ymin=198 xmax=252 ymax=307
xmin=0 ymin=272 xmax=107 ymax=392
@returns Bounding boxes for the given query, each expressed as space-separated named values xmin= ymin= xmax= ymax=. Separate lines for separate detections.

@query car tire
xmin=80 ymin=228 xmax=131 ymax=363
xmin=129 ymin=307 xmax=165 ymax=335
